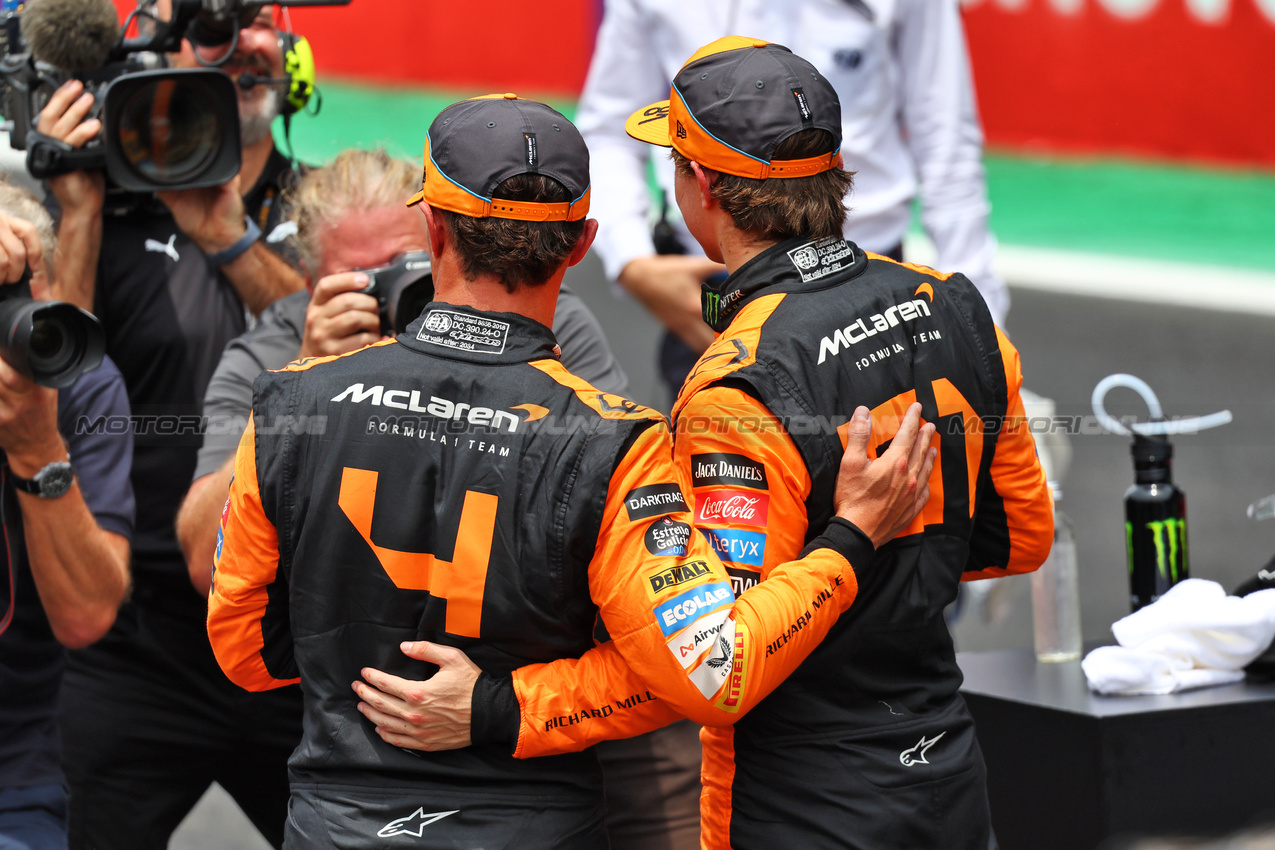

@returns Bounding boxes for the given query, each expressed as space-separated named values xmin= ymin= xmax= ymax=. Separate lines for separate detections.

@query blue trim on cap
xmin=672 ymin=81 xmax=768 ymax=165
xmin=427 ymin=130 xmax=492 ymax=202
xmin=571 ymin=184 xmax=590 ymax=205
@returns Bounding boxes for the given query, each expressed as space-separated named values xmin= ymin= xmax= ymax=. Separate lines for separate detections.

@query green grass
xmin=282 ymin=79 xmax=1275 ymax=274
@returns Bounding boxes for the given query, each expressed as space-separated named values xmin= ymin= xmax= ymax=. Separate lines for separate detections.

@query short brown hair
xmin=435 ymin=174 xmax=585 ymax=292
xmin=673 ymin=129 xmax=853 ymax=242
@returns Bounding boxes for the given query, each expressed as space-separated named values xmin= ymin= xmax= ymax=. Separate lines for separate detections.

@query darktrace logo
xmin=624 ymin=483 xmax=689 ymax=521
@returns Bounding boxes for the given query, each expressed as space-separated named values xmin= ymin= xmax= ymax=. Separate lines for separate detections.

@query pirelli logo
xmin=720 ymin=624 xmax=748 ymax=711
xmin=646 ymin=560 xmax=712 ymax=597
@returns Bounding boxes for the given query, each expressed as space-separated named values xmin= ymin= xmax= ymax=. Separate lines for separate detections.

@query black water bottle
xmin=1125 ymin=434 xmax=1189 ymax=611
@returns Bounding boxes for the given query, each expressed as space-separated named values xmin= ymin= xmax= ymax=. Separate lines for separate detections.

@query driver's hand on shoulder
xmin=298 ymin=272 xmax=382 ymax=360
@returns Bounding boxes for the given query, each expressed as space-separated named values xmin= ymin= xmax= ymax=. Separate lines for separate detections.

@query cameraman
xmin=0 ymin=182 xmax=132 ymax=850
xmin=177 ymin=148 xmax=629 ymax=593
xmin=38 ymin=3 xmax=308 ymax=847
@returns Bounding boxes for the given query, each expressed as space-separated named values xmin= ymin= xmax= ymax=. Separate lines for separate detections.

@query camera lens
xmin=116 ymin=76 xmax=224 ymax=186
xmin=27 ymin=314 xmax=76 ymax=375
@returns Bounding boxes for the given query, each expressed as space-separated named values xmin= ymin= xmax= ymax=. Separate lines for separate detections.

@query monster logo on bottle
xmin=1124 ymin=435 xmax=1189 ymax=611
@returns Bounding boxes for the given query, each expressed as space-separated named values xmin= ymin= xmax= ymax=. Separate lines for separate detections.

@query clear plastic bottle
xmin=1031 ymin=492 xmax=1082 ymax=663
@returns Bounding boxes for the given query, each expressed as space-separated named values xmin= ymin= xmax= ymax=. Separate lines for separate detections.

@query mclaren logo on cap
xmin=524 ymin=133 xmax=538 ymax=167
xmin=792 ymin=88 xmax=812 ymax=122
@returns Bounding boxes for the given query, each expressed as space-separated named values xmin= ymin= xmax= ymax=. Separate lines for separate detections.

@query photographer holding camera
xmin=0 ymin=181 xmax=132 ymax=850
xmin=177 ymin=147 xmax=630 ymax=592
xmin=35 ymin=1 xmax=312 ymax=846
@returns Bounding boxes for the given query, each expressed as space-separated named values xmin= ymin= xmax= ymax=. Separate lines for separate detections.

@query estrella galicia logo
xmin=654 ymin=582 xmax=733 ymax=637
xmin=645 ymin=517 xmax=692 ymax=558
xmin=625 ymin=483 xmax=688 ymax=521
xmin=376 ymin=807 xmax=459 ymax=838
xmin=704 ymin=528 xmax=766 ymax=567
xmin=645 ymin=559 xmax=711 ymax=596
xmin=691 ymin=452 xmax=768 ymax=490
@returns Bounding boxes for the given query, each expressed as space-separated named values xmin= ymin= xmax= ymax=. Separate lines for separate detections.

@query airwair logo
xmin=330 ymin=384 xmax=543 ymax=433
xmin=646 ymin=560 xmax=712 ymax=597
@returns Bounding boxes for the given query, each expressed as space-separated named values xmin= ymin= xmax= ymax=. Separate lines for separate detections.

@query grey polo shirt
xmin=193 ymin=285 xmax=630 ymax=480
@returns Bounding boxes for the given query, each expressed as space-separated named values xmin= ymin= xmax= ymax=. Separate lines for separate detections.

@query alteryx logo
xmin=704 ymin=528 xmax=766 ymax=567
xmin=654 ymin=582 xmax=733 ymax=637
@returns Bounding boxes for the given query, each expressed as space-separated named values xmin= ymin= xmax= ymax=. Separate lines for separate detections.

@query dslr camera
xmin=359 ymin=251 xmax=434 ymax=336
xmin=0 ymin=0 xmax=348 ymax=193
xmin=0 ymin=266 xmax=104 ymax=388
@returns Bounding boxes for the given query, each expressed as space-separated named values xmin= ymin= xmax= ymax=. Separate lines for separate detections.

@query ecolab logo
xmin=330 ymin=384 xmax=540 ymax=433
xmin=654 ymin=582 xmax=733 ymax=637
xmin=817 ymin=298 xmax=932 ymax=365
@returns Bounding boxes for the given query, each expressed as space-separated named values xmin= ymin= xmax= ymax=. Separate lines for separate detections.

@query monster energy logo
xmin=1146 ymin=517 xmax=1188 ymax=581
xmin=703 ymin=292 xmax=721 ymax=326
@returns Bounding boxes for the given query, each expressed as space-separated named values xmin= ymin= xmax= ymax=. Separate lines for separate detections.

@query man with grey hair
xmin=0 ymin=181 xmax=133 ymax=850
xmin=177 ymin=148 xmax=629 ymax=592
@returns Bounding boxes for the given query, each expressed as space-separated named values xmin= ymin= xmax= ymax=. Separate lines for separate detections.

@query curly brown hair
xmin=672 ymin=129 xmax=854 ymax=242
xmin=435 ymin=174 xmax=586 ymax=292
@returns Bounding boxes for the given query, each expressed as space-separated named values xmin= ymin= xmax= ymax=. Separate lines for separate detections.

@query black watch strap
xmin=8 ymin=458 xmax=74 ymax=498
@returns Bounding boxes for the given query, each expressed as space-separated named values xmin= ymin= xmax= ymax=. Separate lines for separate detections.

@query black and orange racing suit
xmin=477 ymin=239 xmax=1054 ymax=849
xmin=207 ymin=304 xmax=880 ymax=849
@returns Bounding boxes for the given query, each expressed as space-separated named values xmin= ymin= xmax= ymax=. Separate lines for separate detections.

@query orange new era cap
xmin=625 ymin=37 xmax=842 ymax=180
xmin=407 ymin=94 xmax=591 ymax=222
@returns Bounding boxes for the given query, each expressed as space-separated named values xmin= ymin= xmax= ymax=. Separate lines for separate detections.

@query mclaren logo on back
xmin=331 ymin=384 xmax=542 ymax=433
xmin=817 ymin=298 xmax=932 ymax=365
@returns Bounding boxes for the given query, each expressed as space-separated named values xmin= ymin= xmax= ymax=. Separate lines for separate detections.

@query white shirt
xmin=577 ymin=0 xmax=1009 ymax=325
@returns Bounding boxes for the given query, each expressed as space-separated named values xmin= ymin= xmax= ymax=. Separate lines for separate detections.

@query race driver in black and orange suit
xmin=204 ymin=94 xmax=934 ymax=849
xmin=358 ymin=40 xmax=1055 ymax=850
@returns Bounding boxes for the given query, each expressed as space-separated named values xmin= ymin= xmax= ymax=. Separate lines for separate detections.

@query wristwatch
xmin=9 ymin=458 xmax=75 ymax=499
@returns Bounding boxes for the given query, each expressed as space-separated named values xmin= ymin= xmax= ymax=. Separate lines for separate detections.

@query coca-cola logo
xmin=694 ymin=489 xmax=770 ymax=527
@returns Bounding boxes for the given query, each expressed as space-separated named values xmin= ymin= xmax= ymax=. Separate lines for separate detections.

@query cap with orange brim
xmin=625 ymin=36 xmax=842 ymax=180
xmin=406 ymin=94 xmax=591 ymax=222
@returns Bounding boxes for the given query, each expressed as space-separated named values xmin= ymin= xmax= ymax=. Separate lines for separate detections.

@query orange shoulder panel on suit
xmin=207 ymin=414 xmax=299 ymax=691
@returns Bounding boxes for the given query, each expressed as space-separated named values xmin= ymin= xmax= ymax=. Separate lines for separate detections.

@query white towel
xmin=1081 ymin=579 xmax=1275 ymax=695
